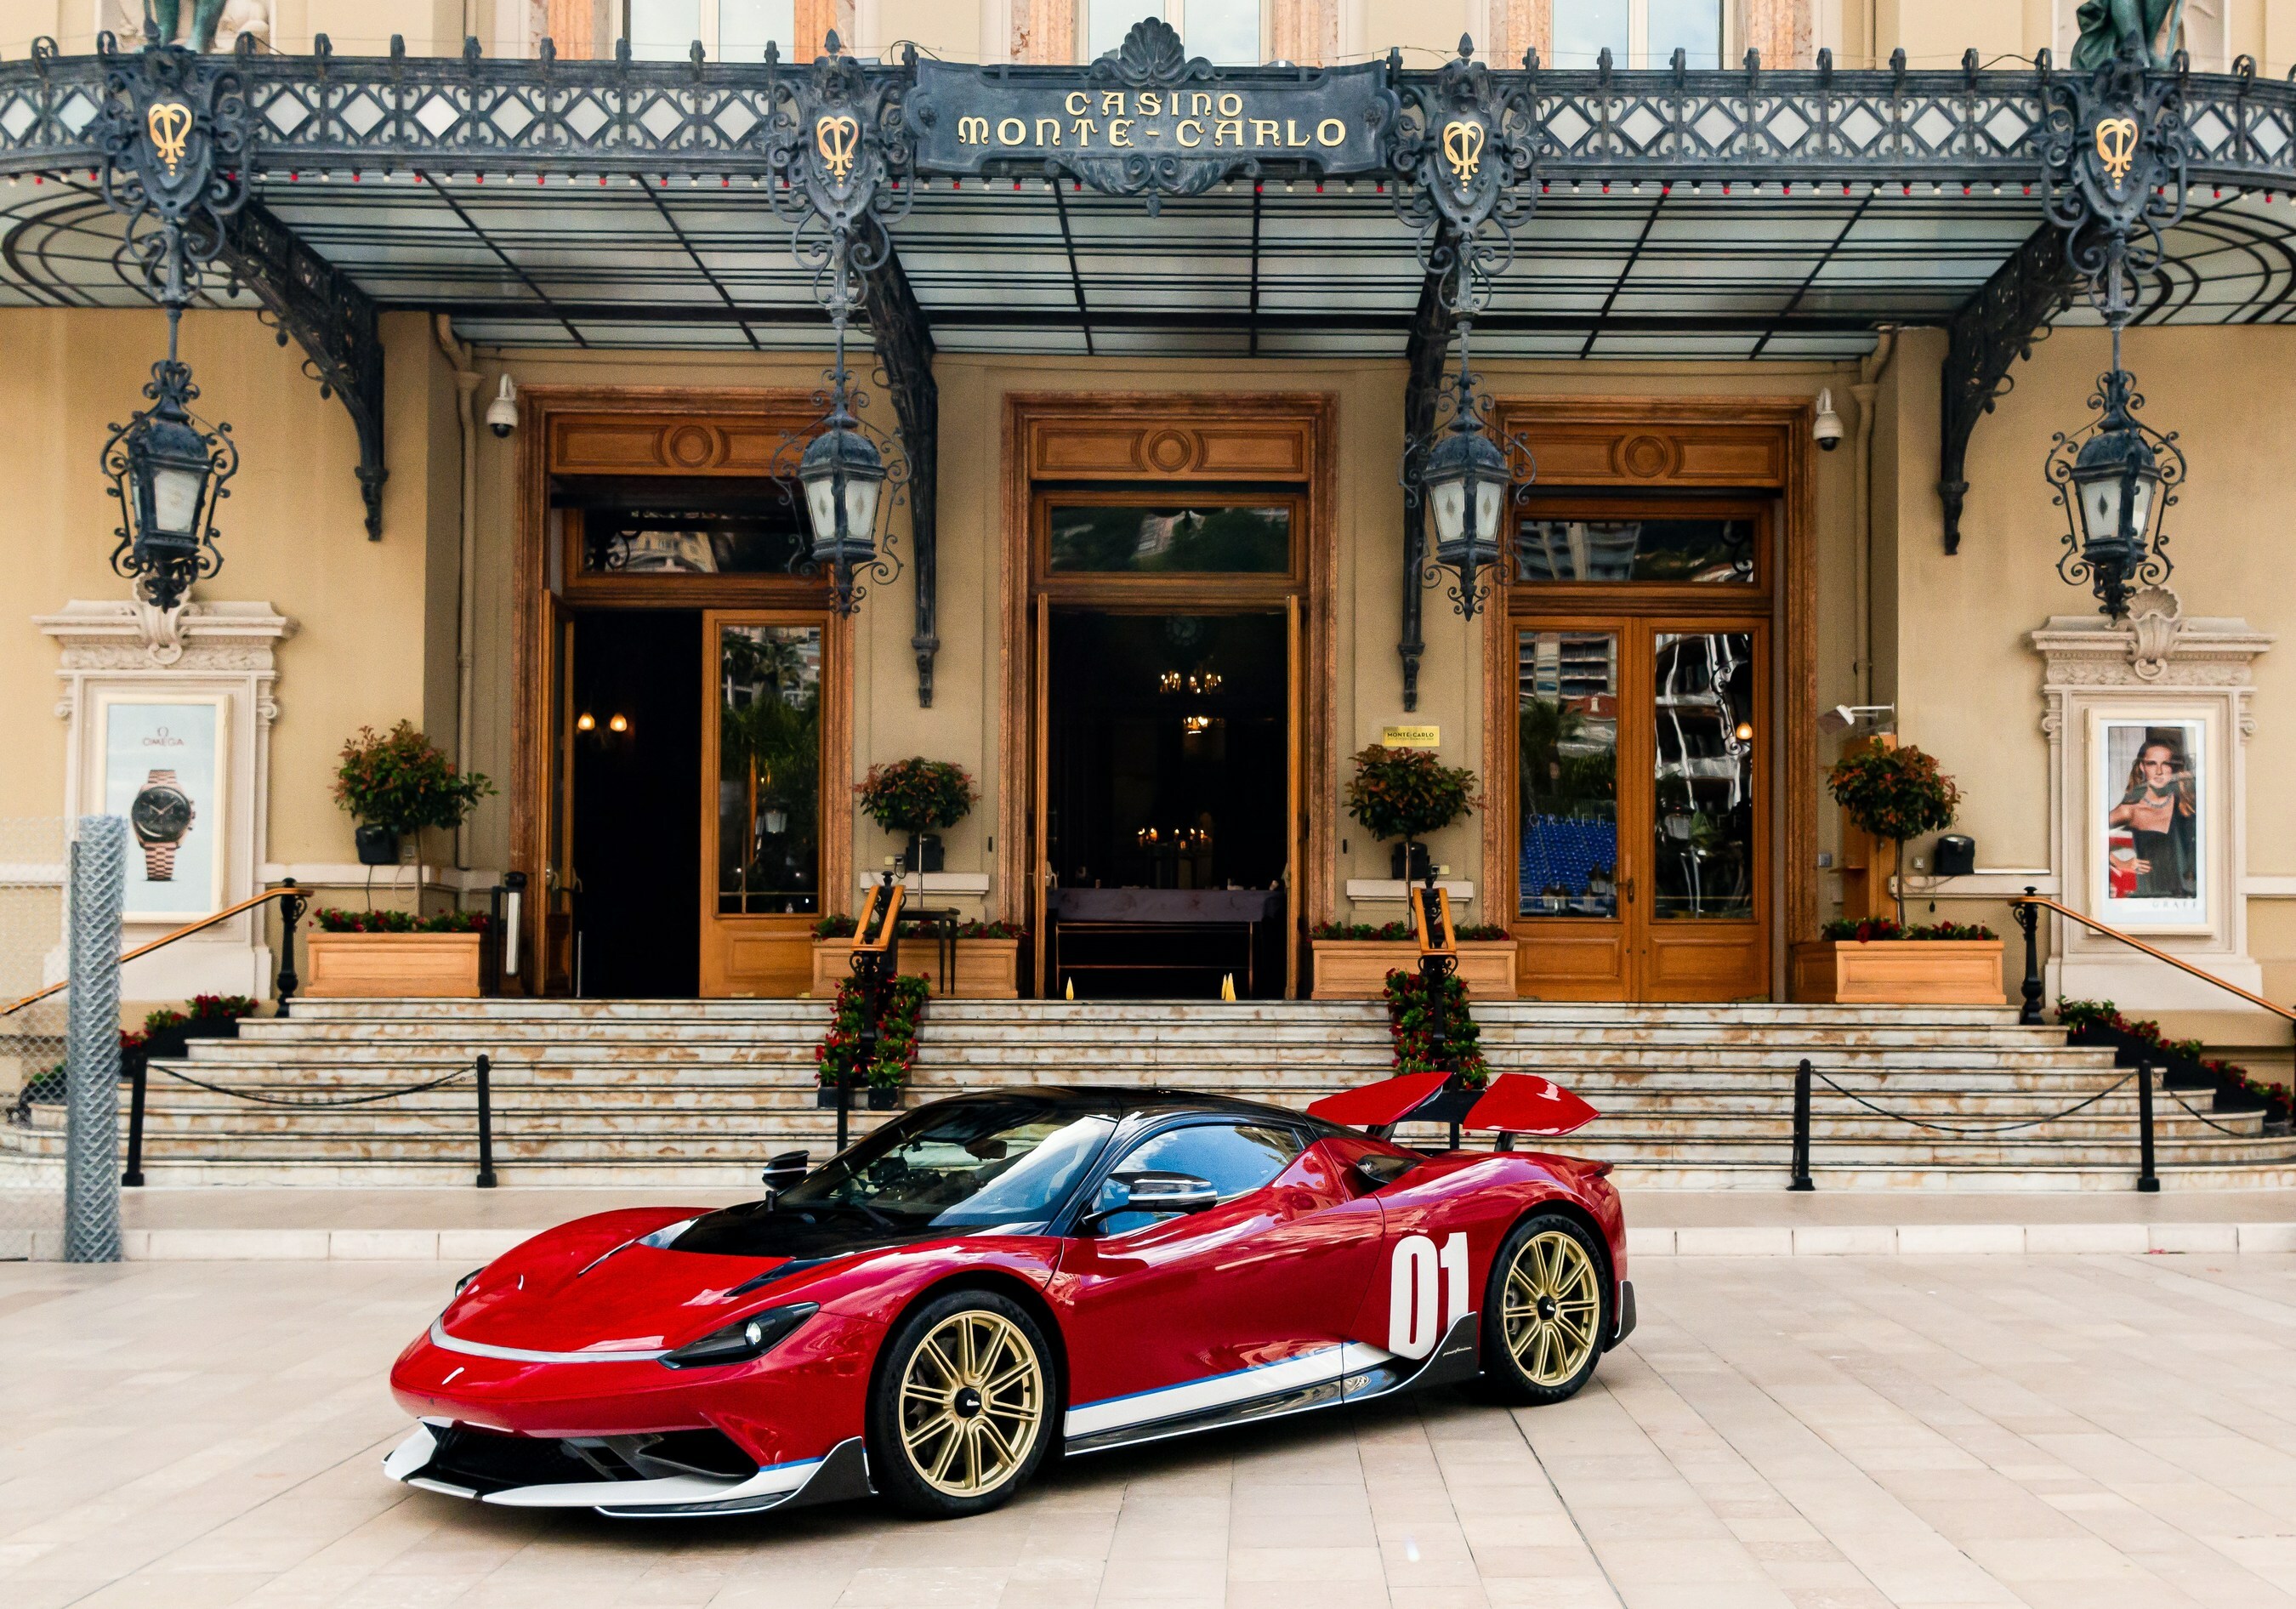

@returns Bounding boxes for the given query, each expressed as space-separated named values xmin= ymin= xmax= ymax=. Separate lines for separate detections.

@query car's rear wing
xmin=1307 ymin=1072 xmax=1597 ymax=1144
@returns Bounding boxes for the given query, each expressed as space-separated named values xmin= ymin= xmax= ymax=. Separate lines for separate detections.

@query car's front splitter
xmin=384 ymin=1421 xmax=874 ymax=1518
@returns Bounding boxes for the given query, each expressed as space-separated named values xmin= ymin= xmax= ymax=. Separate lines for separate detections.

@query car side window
xmin=1114 ymin=1122 xmax=1304 ymax=1202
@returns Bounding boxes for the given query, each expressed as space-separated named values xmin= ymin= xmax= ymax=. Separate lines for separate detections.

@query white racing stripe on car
xmin=1063 ymin=1341 xmax=1397 ymax=1440
xmin=427 ymin=1318 xmax=671 ymax=1365
xmin=480 ymin=1455 xmax=823 ymax=1509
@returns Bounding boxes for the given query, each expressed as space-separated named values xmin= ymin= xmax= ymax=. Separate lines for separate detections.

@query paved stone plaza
xmin=3 ymin=1252 xmax=2293 ymax=1609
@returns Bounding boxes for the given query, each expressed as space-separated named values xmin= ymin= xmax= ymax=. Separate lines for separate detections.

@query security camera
xmin=485 ymin=374 xmax=518 ymax=439
xmin=1812 ymin=387 xmax=1844 ymax=452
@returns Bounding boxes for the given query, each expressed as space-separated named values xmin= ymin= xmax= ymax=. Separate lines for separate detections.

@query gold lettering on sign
xmin=1191 ymin=92 xmax=1213 ymax=116
xmin=1100 ymin=91 xmax=1123 ymax=114
xmin=816 ymin=113 xmax=861 ymax=181
xmin=1066 ymin=91 xmax=1088 ymax=116
xmin=1285 ymin=119 xmax=1308 ymax=147
xmin=1441 ymin=117 xmax=1484 ymax=185
xmin=2094 ymin=116 xmax=2139 ymax=183
xmin=958 ymin=116 xmax=989 ymax=145
xmin=1213 ymin=119 xmax=1242 ymax=146
xmin=1111 ymin=119 xmax=1134 ymax=147
xmin=1251 ymin=118 xmax=1279 ymax=146
xmin=1036 ymin=117 xmax=1062 ymax=145
xmin=1316 ymin=117 xmax=1345 ymax=147
xmin=1073 ymin=118 xmax=1099 ymax=145
xmin=146 ymin=101 xmax=192 ymax=176
xmin=1177 ymin=119 xmax=1203 ymax=147
xmin=1139 ymin=92 xmax=1162 ymax=115
xmin=997 ymin=117 xmax=1026 ymax=145
xmin=1218 ymin=92 xmax=1242 ymax=117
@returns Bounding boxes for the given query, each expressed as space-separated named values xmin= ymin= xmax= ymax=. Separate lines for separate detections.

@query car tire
xmin=1476 ymin=1211 xmax=1611 ymax=1407
xmin=868 ymin=1288 xmax=1056 ymax=1519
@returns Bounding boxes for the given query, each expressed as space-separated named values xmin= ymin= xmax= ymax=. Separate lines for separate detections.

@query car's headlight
xmin=659 ymin=1302 xmax=818 ymax=1369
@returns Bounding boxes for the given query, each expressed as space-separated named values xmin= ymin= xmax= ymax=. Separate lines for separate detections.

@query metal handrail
xmin=2009 ymin=890 xmax=2295 ymax=1024
xmin=0 ymin=878 xmax=307 ymax=1020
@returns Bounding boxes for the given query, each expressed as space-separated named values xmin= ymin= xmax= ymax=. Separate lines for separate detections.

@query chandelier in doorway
xmin=770 ymin=35 xmax=914 ymax=617
xmin=1393 ymin=39 xmax=1537 ymax=629
xmin=2037 ymin=41 xmax=2190 ymax=620
xmin=91 ymin=22 xmax=250 ymax=614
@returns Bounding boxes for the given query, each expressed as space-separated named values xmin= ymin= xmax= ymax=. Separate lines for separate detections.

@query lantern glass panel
xmin=842 ymin=475 xmax=882 ymax=547
xmin=1428 ymin=475 xmax=1468 ymax=545
xmin=151 ymin=463 xmax=205 ymax=537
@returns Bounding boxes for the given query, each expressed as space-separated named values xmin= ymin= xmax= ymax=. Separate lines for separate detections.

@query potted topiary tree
xmin=1793 ymin=739 xmax=2003 ymax=1003
xmin=855 ymin=757 xmax=978 ymax=878
xmin=333 ymin=722 xmax=494 ymax=868
xmin=1315 ymin=747 xmax=1513 ymax=999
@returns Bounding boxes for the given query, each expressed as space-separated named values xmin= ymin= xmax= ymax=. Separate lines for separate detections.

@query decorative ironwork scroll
xmin=909 ymin=20 xmax=1393 ymax=213
xmin=861 ymin=245 xmax=940 ymax=707
xmin=1387 ymin=35 xmax=1537 ymax=316
xmin=1937 ymin=223 xmax=2077 ymax=554
xmin=92 ymin=29 xmax=249 ymax=307
xmin=223 ymin=201 xmax=388 ymax=540
xmin=2039 ymin=42 xmax=2189 ymax=327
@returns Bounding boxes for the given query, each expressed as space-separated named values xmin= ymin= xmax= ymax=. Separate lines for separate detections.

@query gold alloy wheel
xmin=1502 ymin=1229 xmax=1602 ymax=1387
xmin=896 ymin=1309 xmax=1045 ymax=1497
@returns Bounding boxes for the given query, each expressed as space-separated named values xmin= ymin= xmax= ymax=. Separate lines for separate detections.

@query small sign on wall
xmin=1380 ymin=725 xmax=1440 ymax=749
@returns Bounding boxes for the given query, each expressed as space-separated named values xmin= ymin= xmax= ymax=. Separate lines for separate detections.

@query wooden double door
xmin=1509 ymin=612 xmax=1771 ymax=1001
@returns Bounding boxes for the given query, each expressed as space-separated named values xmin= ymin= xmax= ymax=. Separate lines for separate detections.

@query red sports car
xmin=384 ymin=1076 xmax=1632 ymax=1519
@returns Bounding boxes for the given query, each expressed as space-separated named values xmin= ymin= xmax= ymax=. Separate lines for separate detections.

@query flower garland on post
xmin=817 ymin=970 xmax=930 ymax=1092
xmin=1382 ymin=968 xmax=1489 ymax=1087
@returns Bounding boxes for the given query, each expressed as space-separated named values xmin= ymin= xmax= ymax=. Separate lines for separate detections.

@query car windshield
xmin=777 ymin=1096 xmax=1118 ymax=1229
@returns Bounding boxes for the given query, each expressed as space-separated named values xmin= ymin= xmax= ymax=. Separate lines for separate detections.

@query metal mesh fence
xmin=65 ymin=817 xmax=125 ymax=1262
xmin=0 ymin=818 xmax=70 ymax=1258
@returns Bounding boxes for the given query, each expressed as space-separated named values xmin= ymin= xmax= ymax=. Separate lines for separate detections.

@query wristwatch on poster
xmin=129 ymin=768 xmax=195 ymax=882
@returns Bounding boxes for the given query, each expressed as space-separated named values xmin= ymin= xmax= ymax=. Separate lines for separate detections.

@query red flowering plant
xmin=816 ymin=970 xmax=929 ymax=1089
xmin=1345 ymin=746 xmax=1480 ymax=879
xmin=333 ymin=722 xmax=495 ymax=836
xmin=188 ymin=992 xmax=258 ymax=1021
xmin=1381 ymin=967 xmax=1489 ymax=1088
xmin=1824 ymin=740 xmax=1961 ymax=927
xmin=813 ymin=914 xmax=1025 ymax=941
xmin=313 ymin=907 xmax=489 ymax=934
xmin=2056 ymin=998 xmax=2292 ymax=1126
xmin=1821 ymin=918 xmax=1998 ymax=943
xmin=856 ymin=759 xmax=979 ymax=837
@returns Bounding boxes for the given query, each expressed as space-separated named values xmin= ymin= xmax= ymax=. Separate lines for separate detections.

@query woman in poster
xmin=2108 ymin=735 xmax=2197 ymax=900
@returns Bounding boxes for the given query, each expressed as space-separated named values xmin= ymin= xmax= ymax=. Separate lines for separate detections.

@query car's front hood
xmin=434 ymin=1206 xmax=950 ymax=1356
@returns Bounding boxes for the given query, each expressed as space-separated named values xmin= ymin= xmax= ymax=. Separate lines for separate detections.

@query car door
xmin=1050 ymin=1119 xmax=1387 ymax=1444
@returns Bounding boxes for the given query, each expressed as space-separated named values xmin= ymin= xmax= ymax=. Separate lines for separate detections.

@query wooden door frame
xmin=1482 ymin=398 xmax=1816 ymax=1000
xmin=996 ymin=393 xmax=1339 ymax=977
xmin=697 ymin=606 xmax=852 ymax=997
xmin=512 ymin=386 xmax=852 ymax=992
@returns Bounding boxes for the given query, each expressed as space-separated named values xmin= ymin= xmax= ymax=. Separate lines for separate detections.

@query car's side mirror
xmin=1082 ymin=1169 xmax=1219 ymax=1231
xmin=760 ymin=1150 xmax=810 ymax=1195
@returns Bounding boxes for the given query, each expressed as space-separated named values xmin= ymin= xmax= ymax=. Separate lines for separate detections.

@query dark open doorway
xmin=1046 ymin=610 xmax=1289 ymax=998
xmin=569 ymin=609 xmax=702 ymax=998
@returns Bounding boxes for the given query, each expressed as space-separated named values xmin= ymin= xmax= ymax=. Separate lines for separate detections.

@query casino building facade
xmin=1 ymin=0 xmax=2291 ymax=1071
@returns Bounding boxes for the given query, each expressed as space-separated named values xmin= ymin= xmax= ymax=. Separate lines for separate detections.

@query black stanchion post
xmin=275 ymin=878 xmax=306 ymax=1016
xmin=1789 ymin=1058 xmax=1816 ymax=1191
xmin=475 ymin=1054 xmax=497 ymax=1190
xmin=2135 ymin=1056 xmax=2159 ymax=1193
xmin=121 ymin=1052 xmax=147 ymax=1189
xmin=2015 ymin=887 xmax=2044 ymax=1026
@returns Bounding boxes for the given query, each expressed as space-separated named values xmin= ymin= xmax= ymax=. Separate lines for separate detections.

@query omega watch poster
xmin=2095 ymin=716 xmax=2206 ymax=930
xmin=99 ymin=694 xmax=227 ymax=921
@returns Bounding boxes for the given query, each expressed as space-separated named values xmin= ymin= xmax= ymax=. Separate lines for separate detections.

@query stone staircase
xmin=6 ymin=998 xmax=2289 ymax=1191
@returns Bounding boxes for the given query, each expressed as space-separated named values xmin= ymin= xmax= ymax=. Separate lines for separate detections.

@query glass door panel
xmin=1651 ymin=630 xmax=1755 ymax=921
xmin=1518 ymin=629 xmax=1621 ymax=919
xmin=716 ymin=623 xmax=823 ymax=917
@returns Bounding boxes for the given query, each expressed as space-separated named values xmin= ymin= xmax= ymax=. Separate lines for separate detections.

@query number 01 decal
xmin=1388 ymin=1231 xmax=1469 ymax=1359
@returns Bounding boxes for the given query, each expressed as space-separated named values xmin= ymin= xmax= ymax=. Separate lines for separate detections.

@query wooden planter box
xmin=810 ymin=938 xmax=1021 ymax=999
xmin=304 ymin=932 xmax=484 ymax=998
xmin=1310 ymin=941 xmax=1518 ymax=1001
xmin=1789 ymin=939 xmax=2006 ymax=1005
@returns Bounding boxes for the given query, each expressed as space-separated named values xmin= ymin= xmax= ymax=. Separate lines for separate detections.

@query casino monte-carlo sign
xmin=908 ymin=20 xmax=1394 ymax=203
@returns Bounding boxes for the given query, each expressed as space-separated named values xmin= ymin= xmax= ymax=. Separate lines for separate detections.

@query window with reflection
xmin=1552 ymin=0 xmax=1722 ymax=68
xmin=719 ymin=623 xmax=822 ymax=915
xmin=1515 ymin=518 xmax=1754 ymax=584
xmin=583 ymin=517 xmax=805 ymax=576
xmin=1085 ymin=0 xmax=1260 ymax=63
xmin=1047 ymin=504 xmax=1290 ymax=574
xmin=1519 ymin=631 xmax=1621 ymax=918
xmin=628 ymin=0 xmax=794 ymax=60
xmin=1651 ymin=630 xmax=1754 ymax=919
